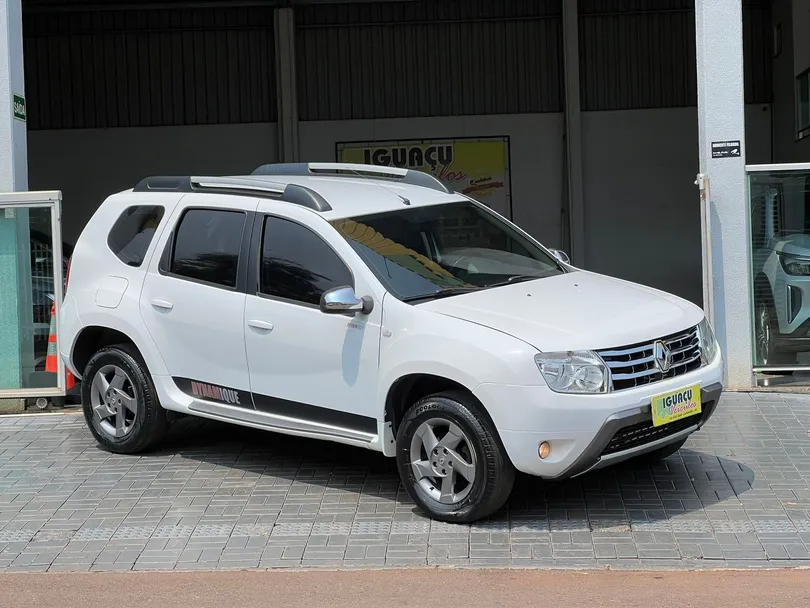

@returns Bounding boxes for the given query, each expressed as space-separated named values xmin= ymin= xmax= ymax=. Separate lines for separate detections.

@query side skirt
xmin=188 ymin=399 xmax=377 ymax=444
xmin=172 ymin=377 xmax=378 ymax=445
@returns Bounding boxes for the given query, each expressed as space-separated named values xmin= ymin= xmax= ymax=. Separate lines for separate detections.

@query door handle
xmin=248 ymin=319 xmax=274 ymax=331
xmin=150 ymin=298 xmax=174 ymax=311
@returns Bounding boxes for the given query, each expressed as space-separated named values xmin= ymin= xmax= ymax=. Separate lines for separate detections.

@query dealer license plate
xmin=651 ymin=384 xmax=701 ymax=428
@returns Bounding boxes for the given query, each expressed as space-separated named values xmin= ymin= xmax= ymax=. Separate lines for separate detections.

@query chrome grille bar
xmin=605 ymin=354 xmax=655 ymax=368
xmin=612 ymin=367 xmax=660 ymax=381
xmin=598 ymin=344 xmax=654 ymax=358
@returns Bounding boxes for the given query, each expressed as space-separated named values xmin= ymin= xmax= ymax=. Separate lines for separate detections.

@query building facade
xmin=1 ymin=0 xmax=807 ymax=400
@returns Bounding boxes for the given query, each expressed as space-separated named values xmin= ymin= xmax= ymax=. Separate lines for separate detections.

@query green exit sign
xmin=13 ymin=94 xmax=25 ymax=122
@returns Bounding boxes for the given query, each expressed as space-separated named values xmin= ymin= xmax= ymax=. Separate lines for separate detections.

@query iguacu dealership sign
xmin=361 ymin=144 xmax=454 ymax=171
xmin=337 ymin=137 xmax=512 ymax=218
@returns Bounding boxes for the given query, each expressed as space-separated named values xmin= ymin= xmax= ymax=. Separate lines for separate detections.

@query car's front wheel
xmin=396 ymin=391 xmax=515 ymax=523
xmin=755 ymin=298 xmax=777 ymax=366
xmin=81 ymin=344 xmax=168 ymax=454
xmin=755 ymin=284 xmax=797 ymax=371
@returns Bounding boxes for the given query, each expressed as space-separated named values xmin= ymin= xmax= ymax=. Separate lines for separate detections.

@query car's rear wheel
xmin=82 ymin=343 xmax=168 ymax=454
xmin=395 ymin=391 xmax=514 ymax=523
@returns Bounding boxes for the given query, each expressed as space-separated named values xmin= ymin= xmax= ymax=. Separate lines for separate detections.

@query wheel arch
xmin=754 ymin=271 xmax=774 ymax=303
xmin=383 ymin=372 xmax=498 ymax=443
xmin=72 ymin=325 xmax=150 ymax=379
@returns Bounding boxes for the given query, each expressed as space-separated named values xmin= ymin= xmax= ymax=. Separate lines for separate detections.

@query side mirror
xmin=549 ymin=249 xmax=571 ymax=264
xmin=320 ymin=285 xmax=374 ymax=315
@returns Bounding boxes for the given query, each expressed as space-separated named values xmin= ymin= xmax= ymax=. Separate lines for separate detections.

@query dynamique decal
xmin=172 ymin=377 xmax=378 ymax=434
xmin=173 ymin=377 xmax=252 ymax=409
xmin=190 ymin=381 xmax=242 ymax=405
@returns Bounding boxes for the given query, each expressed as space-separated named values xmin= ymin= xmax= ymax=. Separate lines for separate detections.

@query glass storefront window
xmin=0 ymin=202 xmax=64 ymax=393
xmin=749 ymin=167 xmax=810 ymax=372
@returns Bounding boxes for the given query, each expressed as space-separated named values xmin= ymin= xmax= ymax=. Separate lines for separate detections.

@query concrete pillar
xmin=562 ymin=0 xmax=585 ymax=264
xmin=0 ymin=0 xmax=26 ymax=190
xmin=695 ymin=0 xmax=753 ymax=388
xmin=274 ymin=7 xmax=300 ymax=163
xmin=0 ymin=0 xmax=29 ymax=408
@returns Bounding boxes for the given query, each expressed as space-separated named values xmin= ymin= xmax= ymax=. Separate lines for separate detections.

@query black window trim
xmin=158 ymin=206 xmax=254 ymax=294
xmin=106 ymin=204 xmax=166 ymax=268
xmin=247 ymin=212 xmax=356 ymax=310
xmin=797 ymin=67 xmax=810 ymax=141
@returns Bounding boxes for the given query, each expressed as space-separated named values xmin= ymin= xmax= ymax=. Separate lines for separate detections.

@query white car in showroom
xmin=59 ymin=162 xmax=723 ymax=522
xmin=752 ymin=182 xmax=810 ymax=367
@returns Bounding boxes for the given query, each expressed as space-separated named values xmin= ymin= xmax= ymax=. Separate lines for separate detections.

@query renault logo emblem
xmin=654 ymin=341 xmax=673 ymax=372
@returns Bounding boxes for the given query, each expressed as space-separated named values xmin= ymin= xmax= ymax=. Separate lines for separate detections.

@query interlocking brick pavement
xmin=2 ymin=391 xmax=810 ymax=572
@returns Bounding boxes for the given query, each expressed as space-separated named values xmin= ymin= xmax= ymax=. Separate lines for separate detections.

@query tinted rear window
xmin=107 ymin=205 xmax=165 ymax=267
xmin=170 ymin=208 xmax=246 ymax=289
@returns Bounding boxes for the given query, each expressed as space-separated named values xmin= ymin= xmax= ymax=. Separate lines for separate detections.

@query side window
xmin=170 ymin=208 xmax=246 ymax=289
xmin=260 ymin=216 xmax=353 ymax=305
xmin=107 ymin=205 xmax=165 ymax=267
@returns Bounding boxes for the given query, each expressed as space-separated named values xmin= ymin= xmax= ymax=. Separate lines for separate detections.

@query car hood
xmin=770 ymin=233 xmax=810 ymax=257
xmin=419 ymin=270 xmax=704 ymax=352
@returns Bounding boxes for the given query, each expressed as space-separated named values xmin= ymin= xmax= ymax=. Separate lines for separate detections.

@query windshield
xmin=330 ymin=200 xmax=566 ymax=301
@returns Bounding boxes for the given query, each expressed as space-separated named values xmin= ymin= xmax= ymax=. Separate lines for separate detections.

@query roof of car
xmin=237 ymin=174 xmax=466 ymax=219
xmin=130 ymin=163 xmax=468 ymax=219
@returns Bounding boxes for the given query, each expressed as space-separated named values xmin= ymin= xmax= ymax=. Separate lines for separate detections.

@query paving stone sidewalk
xmin=2 ymin=391 xmax=810 ymax=572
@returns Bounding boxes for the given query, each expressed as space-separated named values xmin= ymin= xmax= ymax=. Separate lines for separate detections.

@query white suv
xmin=60 ymin=162 xmax=723 ymax=522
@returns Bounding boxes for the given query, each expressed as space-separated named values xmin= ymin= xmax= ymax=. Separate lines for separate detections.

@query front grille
xmin=600 ymin=412 xmax=705 ymax=457
xmin=597 ymin=326 xmax=702 ymax=392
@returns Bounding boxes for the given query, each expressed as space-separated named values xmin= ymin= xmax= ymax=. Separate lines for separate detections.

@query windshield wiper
xmin=486 ymin=274 xmax=544 ymax=288
xmin=402 ymin=286 xmax=482 ymax=303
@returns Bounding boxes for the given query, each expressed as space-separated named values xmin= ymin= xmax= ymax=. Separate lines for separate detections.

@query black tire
xmin=81 ymin=343 xmax=168 ymax=454
xmin=396 ymin=390 xmax=515 ymax=523
xmin=639 ymin=438 xmax=687 ymax=463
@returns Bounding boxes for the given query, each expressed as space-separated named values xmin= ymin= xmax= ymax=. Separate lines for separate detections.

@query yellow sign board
xmin=651 ymin=384 xmax=702 ymax=428
xmin=336 ymin=137 xmax=511 ymax=217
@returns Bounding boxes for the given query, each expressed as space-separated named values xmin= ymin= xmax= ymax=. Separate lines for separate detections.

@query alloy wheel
xmin=89 ymin=364 xmax=138 ymax=438
xmin=409 ymin=418 xmax=477 ymax=504
xmin=756 ymin=301 xmax=771 ymax=365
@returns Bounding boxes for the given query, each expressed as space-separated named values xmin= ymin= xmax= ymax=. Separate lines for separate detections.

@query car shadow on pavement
xmin=150 ymin=415 xmax=754 ymax=528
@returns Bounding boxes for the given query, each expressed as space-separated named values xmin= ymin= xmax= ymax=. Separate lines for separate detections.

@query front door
xmin=140 ymin=196 xmax=254 ymax=403
xmin=243 ymin=211 xmax=382 ymax=438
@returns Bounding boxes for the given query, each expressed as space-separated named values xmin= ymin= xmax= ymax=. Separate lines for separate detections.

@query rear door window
xmin=169 ymin=208 xmax=247 ymax=289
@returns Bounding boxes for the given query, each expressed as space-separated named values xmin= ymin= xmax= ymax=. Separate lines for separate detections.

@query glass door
xmin=0 ymin=191 xmax=65 ymax=398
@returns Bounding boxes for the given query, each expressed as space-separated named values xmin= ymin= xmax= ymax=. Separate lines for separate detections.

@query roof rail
xmin=251 ymin=162 xmax=453 ymax=195
xmin=132 ymin=175 xmax=332 ymax=212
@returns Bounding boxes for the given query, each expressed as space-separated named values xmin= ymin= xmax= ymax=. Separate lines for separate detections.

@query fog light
xmin=538 ymin=442 xmax=551 ymax=459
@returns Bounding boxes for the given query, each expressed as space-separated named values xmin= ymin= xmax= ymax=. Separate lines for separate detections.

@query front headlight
xmin=697 ymin=317 xmax=719 ymax=365
xmin=534 ymin=351 xmax=608 ymax=394
xmin=778 ymin=253 xmax=810 ymax=276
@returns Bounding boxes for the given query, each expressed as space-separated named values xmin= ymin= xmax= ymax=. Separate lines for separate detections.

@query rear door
xmin=139 ymin=194 xmax=256 ymax=406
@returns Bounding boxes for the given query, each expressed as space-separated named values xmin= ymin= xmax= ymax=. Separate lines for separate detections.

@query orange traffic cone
xmin=45 ymin=302 xmax=75 ymax=390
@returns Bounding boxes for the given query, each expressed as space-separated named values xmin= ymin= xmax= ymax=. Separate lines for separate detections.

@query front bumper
xmin=555 ymin=382 xmax=722 ymax=478
xmin=774 ymin=317 xmax=810 ymax=349
xmin=473 ymin=357 xmax=724 ymax=478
